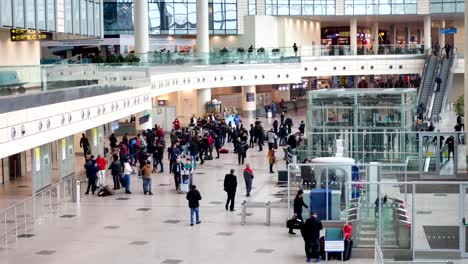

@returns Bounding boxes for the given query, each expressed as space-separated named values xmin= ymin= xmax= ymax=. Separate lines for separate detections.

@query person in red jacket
xmin=173 ymin=118 xmax=181 ymax=130
xmin=95 ymin=155 xmax=107 ymax=188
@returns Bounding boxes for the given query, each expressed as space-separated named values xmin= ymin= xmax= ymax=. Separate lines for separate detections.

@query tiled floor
xmin=1 ymin=109 xmax=467 ymax=263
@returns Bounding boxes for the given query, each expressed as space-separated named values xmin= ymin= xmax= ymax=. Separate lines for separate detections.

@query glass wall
xmin=266 ymin=0 xmax=336 ymax=16
xmin=103 ymin=0 xmax=238 ymax=35
xmin=344 ymin=0 xmax=417 ymax=15
xmin=248 ymin=0 xmax=256 ymax=15
xmin=38 ymin=0 xmax=47 ymax=30
xmin=1 ymin=0 xmax=12 ymax=26
xmin=430 ymin=0 xmax=464 ymax=13
xmin=80 ymin=0 xmax=88 ymax=35
xmin=46 ymin=0 xmax=56 ymax=31
xmin=0 ymin=0 xmax=99 ymax=36
xmin=25 ymin=0 xmax=36 ymax=28
xmin=14 ymin=0 xmax=25 ymax=28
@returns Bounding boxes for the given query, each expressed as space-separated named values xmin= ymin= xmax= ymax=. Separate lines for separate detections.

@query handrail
xmin=0 ymin=175 xmax=76 ymax=249
xmin=426 ymin=55 xmax=442 ymax=120
xmin=417 ymin=55 xmax=431 ymax=102
xmin=440 ymin=49 xmax=457 ymax=118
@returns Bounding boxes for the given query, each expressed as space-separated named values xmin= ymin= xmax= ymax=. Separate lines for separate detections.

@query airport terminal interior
xmin=0 ymin=0 xmax=468 ymax=263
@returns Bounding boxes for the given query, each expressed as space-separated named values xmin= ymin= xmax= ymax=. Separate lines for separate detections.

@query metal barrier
xmin=240 ymin=200 xmax=287 ymax=226
xmin=0 ymin=175 xmax=76 ymax=250
xmin=375 ymin=239 xmax=384 ymax=264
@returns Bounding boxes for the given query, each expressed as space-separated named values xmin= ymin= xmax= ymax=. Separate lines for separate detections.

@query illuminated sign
xmin=10 ymin=29 xmax=52 ymax=42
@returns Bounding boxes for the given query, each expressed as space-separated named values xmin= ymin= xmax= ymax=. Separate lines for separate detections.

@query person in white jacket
xmin=123 ymin=159 xmax=133 ymax=194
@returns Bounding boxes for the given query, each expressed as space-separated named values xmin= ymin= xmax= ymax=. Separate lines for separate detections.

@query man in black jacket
xmin=186 ymin=185 xmax=202 ymax=226
xmin=301 ymin=211 xmax=323 ymax=263
xmin=224 ymin=169 xmax=237 ymax=211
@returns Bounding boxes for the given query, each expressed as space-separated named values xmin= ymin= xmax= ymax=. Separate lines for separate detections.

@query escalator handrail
xmin=426 ymin=55 xmax=443 ymax=119
xmin=417 ymin=55 xmax=432 ymax=104
xmin=439 ymin=50 xmax=456 ymax=119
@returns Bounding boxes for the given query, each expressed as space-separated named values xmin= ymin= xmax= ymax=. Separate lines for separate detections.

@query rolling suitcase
xmin=343 ymin=239 xmax=353 ymax=261
xmin=319 ymin=236 xmax=325 ymax=260
xmin=119 ymin=175 xmax=126 ymax=187
xmin=204 ymin=154 xmax=213 ymax=160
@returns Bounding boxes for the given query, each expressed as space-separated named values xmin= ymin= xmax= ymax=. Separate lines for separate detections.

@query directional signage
xmin=440 ymin=28 xmax=457 ymax=34
xmin=10 ymin=29 xmax=52 ymax=41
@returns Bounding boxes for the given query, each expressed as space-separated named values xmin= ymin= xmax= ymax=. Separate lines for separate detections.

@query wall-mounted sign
xmin=10 ymin=29 xmax=52 ymax=41
xmin=246 ymin=92 xmax=255 ymax=102
xmin=139 ymin=114 xmax=150 ymax=125
xmin=440 ymin=28 xmax=457 ymax=34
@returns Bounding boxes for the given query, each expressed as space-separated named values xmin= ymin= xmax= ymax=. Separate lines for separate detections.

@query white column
xmin=465 ymin=1 xmax=468 ymax=167
xmin=197 ymin=88 xmax=211 ymax=117
xmin=241 ymin=86 xmax=256 ymax=118
xmin=465 ymin=2 xmax=468 ymax=134
xmin=439 ymin=20 xmax=445 ymax=46
xmin=134 ymin=0 xmax=149 ymax=62
xmin=135 ymin=110 xmax=153 ymax=131
xmin=196 ymin=0 xmax=209 ymax=54
xmin=392 ymin=25 xmax=397 ymax=45
xmin=406 ymin=27 xmax=411 ymax=44
xmin=373 ymin=22 xmax=379 ymax=55
xmin=424 ymin=15 xmax=432 ymax=51
xmin=350 ymin=18 xmax=357 ymax=56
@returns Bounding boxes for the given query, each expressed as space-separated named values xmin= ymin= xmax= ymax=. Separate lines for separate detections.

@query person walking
xmin=141 ymin=160 xmax=153 ymax=195
xmin=301 ymin=211 xmax=323 ymax=263
xmin=224 ymin=169 xmax=237 ymax=211
xmin=289 ymin=190 xmax=309 ymax=235
xmin=109 ymin=154 xmax=122 ymax=190
xmin=267 ymin=128 xmax=277 ymax=150
xmin=293 ymin=43 xmax=298 ymax=56
xmin=84 ymin=155 xmax=98 ymax=195
xmin=80 ymin=133 xmax=90 ymax=159
xmin=186 ymin=185 xmax=202 ymax=226
xmin=243 ymin=163 xmax=254 ymax=197
xmin=299 ymin=121 xmax=306 ymax=135
xmin=267 ymin=148 xmax=276 ymax=174
xmin=285 ymin=116 xmax=293 ymax=135
xmin=123 ymin=158 xmax=132 ymax=194
xmin=109 ymin=133 xmax=118 ymax=150
xmin=249 ymin=124 xmax=255 ymax=148
xmin=435 ymin=76 xmax=442 ymax=92
xmin=214 ymin=133 xmax=222 ymax=159
xmin=172 ymin=158 xmax=183 ymax=191
xmin=235 ymin=138 xmax=248 ymax=165
xmin=273 ymin=119 xmax=279 ymax=135
xmin=95 ymin=155 xmax=107 ymax=188
xmin=279 ymin=125 xmax=287 ymax=146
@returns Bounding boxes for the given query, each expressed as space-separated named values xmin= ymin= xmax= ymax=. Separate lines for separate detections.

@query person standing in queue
xmin=84 ymin=155 xmax=98 ymax=195
xmin=267 ymin=148 xmax=276 ymax=174
xmin=301 ymin=211 xmax=323 ymax=263
xmin=224 ymin=169 xmax=237 ymax=211
xmin=289 ymin=190 xmax=309 ymax=235
xmin=243 ymin=163 xmax=254 ymax=197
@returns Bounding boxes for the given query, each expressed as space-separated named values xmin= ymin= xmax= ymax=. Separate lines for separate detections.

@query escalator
xmin=417 ymin=55 xmax=439 ymax=112
xmin=429 ymin=54 xmax=455 ymax=120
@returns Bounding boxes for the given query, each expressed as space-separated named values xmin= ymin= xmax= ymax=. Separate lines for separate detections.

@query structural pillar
xmin=135 ymin=110 xmax=153 ymax=131
xmin=406 ymin=27 xmax=411 ymax=44
xmin=350 ymin=18 xmax=357 ymax=55
xmin=465 ymin=2 xmax=468 ymax=160
xmin=134 ymin=0 xmax=149 ymax=62
xmin=197 ymin=88 xmax=211 ymax=117
xmin=424 ymin=15 xmax=432 ymax=51
xmin=392 ymin=24 xmax=397 ymax=45
xmin=241 ymin=86 xmax=256 ymax=118
xmin=439 ymin=20 xmax=446 ymax=46
xmin=373 ymin=22 xmax=379 ymax=55
xmin=196 ymin=0 xmax=209 ymax=55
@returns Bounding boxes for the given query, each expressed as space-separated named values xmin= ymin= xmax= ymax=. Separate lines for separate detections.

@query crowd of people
xmin=79 ymin=110 xmax=317 ymax=260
